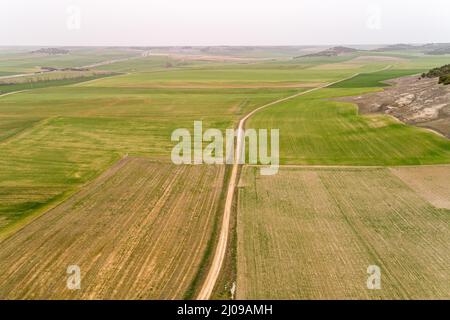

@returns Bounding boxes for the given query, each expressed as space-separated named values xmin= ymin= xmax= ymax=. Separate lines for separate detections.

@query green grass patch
xmin=247 ymin=87 xmax=450 ymax=165
xmin=85 ymin=65 xmax=358 ymax=87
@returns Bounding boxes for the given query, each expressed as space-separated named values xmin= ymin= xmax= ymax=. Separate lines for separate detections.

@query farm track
xmin=0 ymin=157 xmax=225 ymax=299
xmin=196 ymin=68 xmax=399 ymax=299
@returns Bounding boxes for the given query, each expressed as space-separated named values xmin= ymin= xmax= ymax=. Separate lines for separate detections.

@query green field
xmin=94 ymin=55 xmax=207 ymax=72
xmin=0 ymin=72 xmax=117 ymax=95
xmin=85 ymin=66 xmax=358 ymax=88
xmin=1 ymin=50 xmax=450 ymax=235
xmin=247 ymin=85 xmax=450 ymax=166
xmin=237 ymin=166 xmax=450 ymax=299
xmin=330 ymin=69 xmax=424 ymax=88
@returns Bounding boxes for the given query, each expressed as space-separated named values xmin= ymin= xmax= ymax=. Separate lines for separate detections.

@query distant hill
xmin=297 ymin=46 xmax=358 ymax=58
xmin=421 ymin=64 xmax=450 ymax=85
xmin=31 ymin=48 xmax=69 ymax=55
xmin=372 ymin=43 xmax=450 ymax=55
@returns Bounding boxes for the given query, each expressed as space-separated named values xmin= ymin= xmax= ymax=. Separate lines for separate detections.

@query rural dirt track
xmin=195 ymin=68 xmax=399 ymax=299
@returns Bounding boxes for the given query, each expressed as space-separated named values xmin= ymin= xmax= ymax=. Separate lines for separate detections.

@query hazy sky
xmin=2 ymin=0 xmax=449 ymax=46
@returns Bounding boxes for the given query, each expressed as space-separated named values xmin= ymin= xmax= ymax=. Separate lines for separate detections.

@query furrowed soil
xmin=0 ymin=157 xmax=225 ymax=299
xmin=237 ymin=166 xmax=450 ymax=299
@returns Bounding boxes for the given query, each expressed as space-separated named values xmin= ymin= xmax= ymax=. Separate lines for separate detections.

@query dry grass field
xmin=390 ymin=165 xmax=450 ymax=210
xmin=0 ymin=85 xmax=294 ymax=235
xmin=0 ymin=157 xmax=225 ymax=299
xmin=237 ymin=166 xmax=450 ymax=299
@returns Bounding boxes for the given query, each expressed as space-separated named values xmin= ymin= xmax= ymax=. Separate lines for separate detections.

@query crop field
xmin=246 ymin=88 xmax=450 ymax=165
xmin=0 ymin=158 xmax=225 ymax=299
xmin=0 ymin=70 xmax=114 ymax=84
xmin=0 ymin=47 xmax=141 ymax=74
xmin=94 ymin=55 xmax=182 ymax=72
xmin=237 ymin=166 xmax=450 ymax=299
xmin=83 ymin=63 xmax=363 ymax=88
xmin=0 ymin=46 xmax=449 ymax=300
xmin=0 ymin=71 xmax=116 ymax=95
xmin=390 ymin=165 xmax=450 ymax=210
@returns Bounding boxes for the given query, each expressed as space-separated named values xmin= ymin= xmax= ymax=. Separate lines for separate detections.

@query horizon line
xmin=1 ymin=42 xmax=450 ymax=48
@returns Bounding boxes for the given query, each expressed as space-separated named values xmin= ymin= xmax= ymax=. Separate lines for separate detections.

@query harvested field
xmin=0 ymin=157 xmax=225 ymax=299
xmin=390 ymin=165 xmax=450 ymax=210
xmin=237 ymin=166 xmax=450 ymax=299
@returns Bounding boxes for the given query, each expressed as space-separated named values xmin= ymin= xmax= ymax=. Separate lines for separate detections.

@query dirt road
xmin=195 ymin=69 xmax=382 ymax=299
